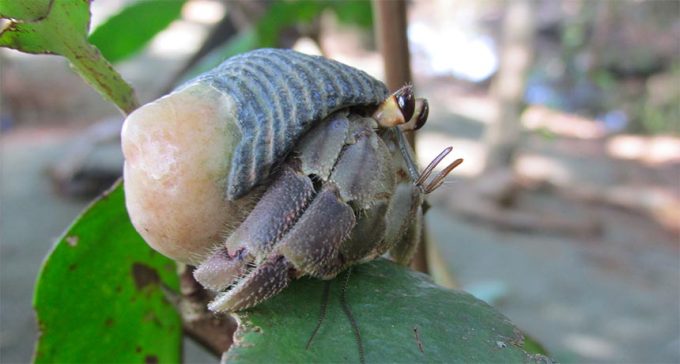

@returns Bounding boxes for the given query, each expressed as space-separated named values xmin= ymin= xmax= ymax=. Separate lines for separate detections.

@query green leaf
xmin=176 ymin=0 xmax=373 ymax=84
xmin=256 ymin=0 xmax=325 ymax=47
xmin=178 ymin=29 xmax=258 ymax=83
xmin=227 ymin=259 xmax=550 ymax=363
xmin=33 ymin=182 xmax=182 ymax=363
xmin=89 ymin=0 xmax=185 ymax=64
xmin=0 ymin=0 xmax=138 ymax=114
xmin=328 ymin=0 xmax=373 ymax=28
xmin=0 ymin=0 xmax=51 ymax=21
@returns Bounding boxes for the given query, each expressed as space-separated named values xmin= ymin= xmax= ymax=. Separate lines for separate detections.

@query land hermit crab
xmin=122 ymin=49 xmax=461 ymax=313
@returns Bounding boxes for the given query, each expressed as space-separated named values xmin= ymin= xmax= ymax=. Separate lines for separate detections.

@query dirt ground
xmin=421 ymin=112 xmax=680 ymax=363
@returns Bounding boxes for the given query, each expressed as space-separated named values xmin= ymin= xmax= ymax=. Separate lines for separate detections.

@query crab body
xmin=122 ymin=49 xmax=452 ymax=313
xmin=194 ymin=110 xmax=424 ymax=311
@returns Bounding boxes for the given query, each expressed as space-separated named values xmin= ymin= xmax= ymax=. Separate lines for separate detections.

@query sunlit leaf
xmin=0 ymin=0 xmax=51 ymax=21
xmin=0 ymin=0 xmax=138 ymax=114
xmin=89 ymin=0 xmax=185 ymax=63
xmin=33 ymin=182 xmax=182 ymax=363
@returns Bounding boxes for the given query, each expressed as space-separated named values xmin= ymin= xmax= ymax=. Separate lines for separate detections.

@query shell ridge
xmin=238 ymin=58 xmax=286 ymax=161
xmin=264 ymin=53 xmax=305 ymax=168
xmin=326 ymin=60 xmax=356 ymax=106
xmin=287 ymin=59 xmax=318 ymax=139
xmin=347 ymin=63 xmax=373 ymax=101
xmin=284 ymin=57 xmax=314 ymax=135
xmin=243 ymin=54 xmax=294 ymax=161
xmin=231 ymin=62 xmax=276 ymax=186
xmin=294 ymin=55 xmax=332 ymax=126
xmin=211 ymin=76 xmax=259 ymax=198
xmin=193 ymin=49 xmax=388 ymax=199
xmin=309 ymin=55 xmax=341 ymax=111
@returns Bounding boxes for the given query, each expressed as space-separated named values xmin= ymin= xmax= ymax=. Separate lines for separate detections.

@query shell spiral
xmin=185 ymin=48 xmax=389 ymax=200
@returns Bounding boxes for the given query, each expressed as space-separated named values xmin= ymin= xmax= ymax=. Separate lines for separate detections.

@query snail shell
xmin=122 ymin=49 xmax=389 ymax=263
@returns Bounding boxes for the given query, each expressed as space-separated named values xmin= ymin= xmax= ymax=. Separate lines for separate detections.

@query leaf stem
xmin=63 ymin=39 xmax=139 ymax=115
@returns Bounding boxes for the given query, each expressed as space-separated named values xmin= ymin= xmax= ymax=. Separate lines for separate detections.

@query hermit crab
xmin=122 ymin=49 xmax=461 ymax=313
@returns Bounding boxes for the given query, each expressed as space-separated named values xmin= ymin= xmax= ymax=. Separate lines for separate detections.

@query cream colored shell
xmin=122 ymin=83 xmax=255 ymax=264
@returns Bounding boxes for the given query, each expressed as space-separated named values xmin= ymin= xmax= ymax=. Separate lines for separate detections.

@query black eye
xmin=395 ymin=86 xmax=415 ymax=122
xmin=415 ymin=100 xmax=429 ymax=130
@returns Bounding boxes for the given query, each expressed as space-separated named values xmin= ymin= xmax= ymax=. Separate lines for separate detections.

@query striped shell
xmin=182 ymin=48 xmax=389 ymax=200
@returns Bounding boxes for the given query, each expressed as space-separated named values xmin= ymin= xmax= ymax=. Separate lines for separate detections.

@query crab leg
xmin=193 ymin=248 xmax=248 ymax=291
xmin=276 ymin=184 xmax=356 ymax=279
xmin=194 ymin=165 xmax=314 ymax=297
xmin=208 ymin=255 xmax=294 ymax=312
xmin=224 ymin=166 xmax=316 ymax=255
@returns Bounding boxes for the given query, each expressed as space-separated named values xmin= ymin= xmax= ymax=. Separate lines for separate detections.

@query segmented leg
xmin=389 ymin=205 xmax=423 ymax=265
xmin=193 ymin=248 xmax=248 ymax=291
xmin=194 ymin=165 xmax=314 ymax=294
xmin=385 ymin=137 xmax=464 ymax=265
xmin=224 ymin=166 xmax=316 ymax=255
xmin=276 ymin=184 xmax=356 ymax=279
xmin=208 ymin=255 xmax=294 ymax=312
xmin=340 ymin=202 xmax=388 ymax=263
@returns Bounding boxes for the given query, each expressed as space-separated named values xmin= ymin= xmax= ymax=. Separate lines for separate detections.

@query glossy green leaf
xmin=227 ymin=259 xmax=550 ymax=363
xmin=33 ymin=182 xmax=182 ymax=364
xmin=89 ymin=0 xmax=185 ymax=63
xmin=0 ymin=0 xmax=138 ymax=114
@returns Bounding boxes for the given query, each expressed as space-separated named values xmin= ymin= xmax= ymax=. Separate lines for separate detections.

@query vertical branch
xmin=483 ymin=0 xmax=535 ymax=173
xmin=372 ymin=0 xmax=428 ymax=274
xmin=372 ymin=0 xmax=412 ymax=94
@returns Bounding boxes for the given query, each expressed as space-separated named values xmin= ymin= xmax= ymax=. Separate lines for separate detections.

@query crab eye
xmin=414 ymin=99 xmax=429 ymax=130
xmin=395 ymin=86 xmax=415 ymax=123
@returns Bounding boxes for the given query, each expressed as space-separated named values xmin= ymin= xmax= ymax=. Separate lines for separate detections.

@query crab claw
xmin=208 ymin=255 xmax=293 ymax=312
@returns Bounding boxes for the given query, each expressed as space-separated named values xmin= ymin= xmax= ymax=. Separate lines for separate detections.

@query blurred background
xmin=1 ymin=0 xmax=678 ymax=363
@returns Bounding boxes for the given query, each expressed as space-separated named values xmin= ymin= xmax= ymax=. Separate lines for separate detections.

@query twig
xmin=373 ymin=0 xmax=430 ymax=274
xmin=177 ymin=264 xmax=237 ymax=357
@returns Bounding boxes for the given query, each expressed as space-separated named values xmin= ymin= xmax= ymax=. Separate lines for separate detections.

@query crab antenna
xmin=394 ymin=128 xmax=421 ymax=182
xmin=415 ymin=146 xmax=453 ymax=186
xmin=424 ymin=158 xmax=464 ymax=193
